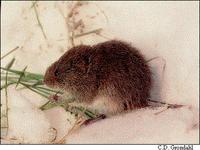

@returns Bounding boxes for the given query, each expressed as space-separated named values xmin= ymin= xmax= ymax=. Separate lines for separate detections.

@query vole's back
xmin=91 ymin=40 xmax=151 ymax=113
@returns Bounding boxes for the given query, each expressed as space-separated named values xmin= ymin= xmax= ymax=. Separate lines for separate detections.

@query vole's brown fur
xmin=44 ymin=40 xmax=151 ymax=114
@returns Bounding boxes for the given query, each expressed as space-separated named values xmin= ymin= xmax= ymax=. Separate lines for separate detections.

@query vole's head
xmin=44 ymin=45 xmax=94 ymax=91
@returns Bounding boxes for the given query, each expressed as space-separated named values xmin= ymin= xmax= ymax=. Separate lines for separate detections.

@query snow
xmin=3 ymin=87 xmax=56 ymax=144
xmin=44 ymin=107 xmax=76 ymax=142
xmin=67 ymin=107 xmax=199 ymax=144
xmin=1 ymin=1 xmax=199 ymax=144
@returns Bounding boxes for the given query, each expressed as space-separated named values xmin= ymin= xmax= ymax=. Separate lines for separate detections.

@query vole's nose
xmin=43 ymin=70 xmax=58 ymax=88
xmin=43 ymin=75 xmax=54 ymax=87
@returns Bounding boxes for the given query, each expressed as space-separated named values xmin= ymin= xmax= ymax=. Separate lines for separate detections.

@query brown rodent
xmin=44 ymin=40 xmax=152 ymax=115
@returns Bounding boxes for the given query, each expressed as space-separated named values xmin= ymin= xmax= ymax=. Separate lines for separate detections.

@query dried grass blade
xmin=15 ymin=66 xmax=28 ymax=88
xmin=5 ymin=58 xmax=15 ymax=69
xmin=4 ymin=58 xmax=15 ymax=136
xmin=1 ymin=46 xmax=19 ymax=60
xmin=39 ymin=101 xmax=51 ymax=110
xmin=32 ymin=2 xmax=47 ymax=40
xmin=74 ymin=28 xmax=103 ymax=38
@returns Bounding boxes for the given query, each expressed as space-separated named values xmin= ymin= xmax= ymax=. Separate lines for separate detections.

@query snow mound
xmin=5 ymin=87 xmax=55 ymax=144
xmin=67 ymin=107 xmax=199 ymax=144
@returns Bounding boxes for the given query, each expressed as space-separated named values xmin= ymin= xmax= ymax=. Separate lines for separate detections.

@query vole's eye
xmin=54 ymin=69 xmax=59 ymax=77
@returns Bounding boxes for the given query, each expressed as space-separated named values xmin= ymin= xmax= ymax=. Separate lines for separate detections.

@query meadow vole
xmin=44 ymin=40 xmax=152 ymax=115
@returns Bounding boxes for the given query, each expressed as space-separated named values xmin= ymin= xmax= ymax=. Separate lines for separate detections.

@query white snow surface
xmin=67 ymin=107 xmax=199 ymax=144
xmin=7 ymin=87 xmax=55 ymax=144
xmin=1 ymin=1 xmax=199 ymax=144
